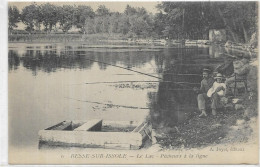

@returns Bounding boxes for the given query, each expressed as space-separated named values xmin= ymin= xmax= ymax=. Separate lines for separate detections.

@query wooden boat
xmin=38 ymin=119 xmax=152 ymax=150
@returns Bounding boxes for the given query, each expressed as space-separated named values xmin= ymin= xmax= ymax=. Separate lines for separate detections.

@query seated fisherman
xmin=214 ymin=55 xmax=234 ymax=77
xmin=225 ymin=54 xmax=250 ymax=93
xmin=194 ymin=68 xmax=215 ymax=117
xmin=207 ymin=73 xmax=226 ymax=116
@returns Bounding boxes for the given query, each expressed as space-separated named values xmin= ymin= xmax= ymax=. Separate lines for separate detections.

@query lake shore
xmin=8 ymin=34 xmax=257 ymax=54
xmin=153 ymin=57 xmax=258 ymax=150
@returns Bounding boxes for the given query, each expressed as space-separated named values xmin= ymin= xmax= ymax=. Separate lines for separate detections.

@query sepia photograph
xmin=7 ymin=1 xmax=258 ymax=164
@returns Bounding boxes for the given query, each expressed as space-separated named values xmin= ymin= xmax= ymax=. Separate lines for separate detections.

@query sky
xmin=8 ymin=1 xmax=161 ymax=14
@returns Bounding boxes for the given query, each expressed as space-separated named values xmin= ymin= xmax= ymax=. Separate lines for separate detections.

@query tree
xmin=8 ymin=6 xmax=20 ymax=33
xmin=107 ymin=12 xmax=120 ymax=34
xmin=96 ymin=5 xmax=110 ymax=16
xmin=122 ymin=5 xmax=154 ymax=38
xmin=214 ymin=2 xmax=257 ymax=43
xmin=95 ymin=5 xmax=110 ymax=33
xmin=129 ymin=16 xmax=149 ymax=37
xmin=75 ymin=5 xmax=95 ymax=34
xmin=40 ymin=3 xmax=59 ymax=33
xmin=157 ymin=1 xmax=257 ymax=42
xmin=117 ymin=14 xmax=130 ymax=34
xmin=21 ymin=3 xmax=40 ymax=34
xmin=13 ymin=1 xmax=258 ymax=42
xmin=129 ymin=7 xmax=154 ymax=38
xmin=153 ymin=12 xmax=167 ymax=38
xmin=57 ymin=5 xmax=75 ymax=33
xmin=157 ymin=2 xmax=208 ymax=39
xmin=124 ymin=5 xmax=137 ymax=15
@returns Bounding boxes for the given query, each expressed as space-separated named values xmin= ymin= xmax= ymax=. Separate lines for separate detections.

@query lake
xmin=8 ymin=42 xmax=253 ymax=150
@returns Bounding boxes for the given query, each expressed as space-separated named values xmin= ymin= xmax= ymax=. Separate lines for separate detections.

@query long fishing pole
xmin=79 ymin=81 xmax=200 ymax=85
xmin=64 ymin=97 xmax=150 ymax=110
xmin=80 ymin=57 xmax=196 ymax=88
xmin=84 ymin=57 xmax=162 ymax=80
xmin=113 ymin=73 xmax=201 ymax=76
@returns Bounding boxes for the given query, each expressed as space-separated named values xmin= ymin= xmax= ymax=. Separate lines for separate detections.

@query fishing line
xmin=82 ymin=81 xmax=200 ymax=85
xmin=67 ymin=80 xmax=200 ymax=87
xmin=113 ymin=73 xmax=201 ymax=76
xmin=70 ymin=57 xmax=198 ymax=88
xmin=82 ymin=57 xmax=163 ymax=79
xmin=64 ymin=56 xmax=201 ymax=106
xmin=68 ymin=80 xmax=159 ymax=85
xmin=64 ymin=97 xmax=150 ymax=110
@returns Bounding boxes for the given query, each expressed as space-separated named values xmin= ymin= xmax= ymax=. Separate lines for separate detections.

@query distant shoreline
xmin=8 ymin=36 xmax=257 ymax=54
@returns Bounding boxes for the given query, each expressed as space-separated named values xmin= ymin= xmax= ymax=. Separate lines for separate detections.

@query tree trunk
xmin=217 ymin=7 xmax=238 ymax=42
xmin=94 ymin=19 xmax=97 ymax=34
xmin=45 ymin=24 xmax=48 ymax=34
xmin=232 ymin=17 xmax=236 ymax=30
xmin=102 ymin=19 xmax=105 ymax=33
xmin=182 ymin=8 xmax=185 ymax=39
xmin=49 ymin=24 xmax=53 ymax=33
xmin=241 ymin=21 xmax=248 ymax=43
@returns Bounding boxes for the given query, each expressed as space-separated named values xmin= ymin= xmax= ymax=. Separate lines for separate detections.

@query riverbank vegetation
xmin=151 ymin=56 xmax=258 ymax=149
xmin=9 ymin=2 xmax=257 ymax=46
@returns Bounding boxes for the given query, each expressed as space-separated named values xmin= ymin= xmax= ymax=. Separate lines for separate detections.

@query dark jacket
xmin=200 ymin=77 xmax=215 ymax=94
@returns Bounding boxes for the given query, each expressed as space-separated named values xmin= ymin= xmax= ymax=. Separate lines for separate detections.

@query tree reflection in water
xmin=9 ymin=44 xmax=245 ymax=128
xmin=147 ymin=47 xmax=223 ymax=128
xmin=8 ymin=47 xmax=157 ymax=75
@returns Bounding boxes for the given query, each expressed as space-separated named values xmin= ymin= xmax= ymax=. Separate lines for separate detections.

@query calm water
xmin=8 ymin=42 xmax=253 ymax=149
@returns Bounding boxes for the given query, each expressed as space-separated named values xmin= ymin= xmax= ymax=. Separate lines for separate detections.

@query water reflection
xmin=9 ymin=48 xmax=159 ymax=75
xmin=9 ymin=43 xmax=253 ymax=148
xmin=148 ymin=47 xmax=206 ymax=127
xmin=8 ymin=50 xmax=20 ymax=71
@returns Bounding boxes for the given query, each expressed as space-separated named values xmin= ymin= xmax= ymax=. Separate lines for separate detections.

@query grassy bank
xmin=9 ymin=34 xmax=258 ymax=55
xmin=8 ymin=33 xmax=128 ymax=44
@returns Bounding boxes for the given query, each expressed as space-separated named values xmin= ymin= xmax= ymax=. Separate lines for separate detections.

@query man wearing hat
xmin=195 ymin=68 xmax=215 ymax=117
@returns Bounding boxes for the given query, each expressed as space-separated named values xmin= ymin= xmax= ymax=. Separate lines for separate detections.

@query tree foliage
xmin=8 ymin=6 xmax=20 ymax=32
xmin=157 ymin=1 xmax=257 ymax=42
xmin=57 ymin=5 xmax=75 ymax=33
xmin=75 ymin=5 xmax=95 ymax=34
xmin=40 ymin=3 xmax=58 ymax=33
xmin=21 ymin=4 xmax=40 ymax=33
xmin=10 ymin=2 xmax=258 ymax=42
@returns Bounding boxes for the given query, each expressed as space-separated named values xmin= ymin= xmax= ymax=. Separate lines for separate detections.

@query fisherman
xmin=207 ymin=73 xmax=226 ymax=116
xmin=214 ymin=55 xmax=234 ymax=77
xmin=225 ymin=54 xmax=250 ymax=94
xmin=194 ymin=68 xmax=215 ymax=117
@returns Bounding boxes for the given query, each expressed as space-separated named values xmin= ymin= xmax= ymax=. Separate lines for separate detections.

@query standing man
xmin=195 ymin=68 xmax=215 ymax=117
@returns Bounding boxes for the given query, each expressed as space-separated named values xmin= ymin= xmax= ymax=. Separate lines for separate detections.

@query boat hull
xmin=38 ymin=120 xmax=152 ymax=150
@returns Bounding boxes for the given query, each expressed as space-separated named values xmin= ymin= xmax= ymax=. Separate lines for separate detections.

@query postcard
xmin=8 ymin=1 xmax=258 ymax=164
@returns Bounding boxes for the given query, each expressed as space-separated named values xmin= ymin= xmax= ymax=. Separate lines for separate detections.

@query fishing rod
xmin=173 ymin=63 xmax=221 ymax=66
xmin=64 ymin=97 xmax=150 ymax=110
xmin=68 ymin=80 xmax=200 ymax=88
xmin=79 ymin=57 xmax=196 ymax=89
xmin=83 ymin=57 xmax=162 ymax=80
xmin=81 ymin=81 xmax=200 ymax=85
xmin=113 ymin=73 xmax=201 ymax=76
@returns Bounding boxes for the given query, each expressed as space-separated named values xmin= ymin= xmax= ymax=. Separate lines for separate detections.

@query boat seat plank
xmin=47 ymin=121 xmax=72 ymax=130
xmin=74 ymin=119 xmax=102 ymax=131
